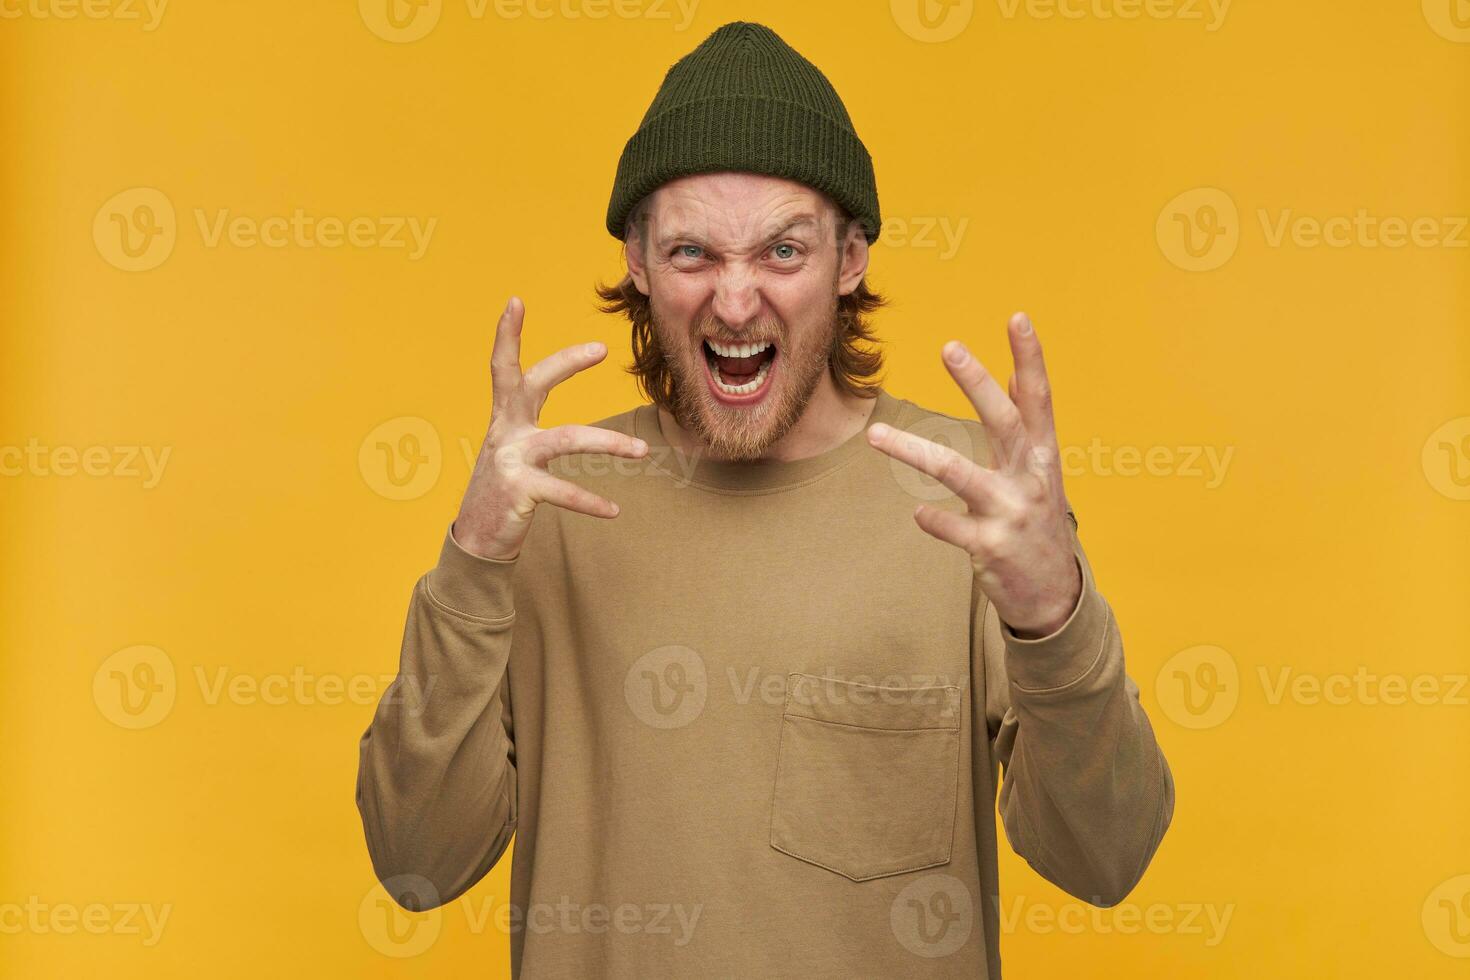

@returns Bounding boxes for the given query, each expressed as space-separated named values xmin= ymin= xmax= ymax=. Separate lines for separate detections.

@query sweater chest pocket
xmin=769 ymin=672 xmax=962 ymax=882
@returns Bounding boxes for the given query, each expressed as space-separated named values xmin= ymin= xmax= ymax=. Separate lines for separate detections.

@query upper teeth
xmin=707 ymin=339 xmax=771 ymax=358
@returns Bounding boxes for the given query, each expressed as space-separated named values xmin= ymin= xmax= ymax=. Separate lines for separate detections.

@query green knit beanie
xmin=606 ymin=21 xmax=881 ymax=245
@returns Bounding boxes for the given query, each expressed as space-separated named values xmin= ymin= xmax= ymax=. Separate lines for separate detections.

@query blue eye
xmin=772 ymin=244 xmax=796 ymax=260
xmin=678 ymin=245 xmax=703 ymax=259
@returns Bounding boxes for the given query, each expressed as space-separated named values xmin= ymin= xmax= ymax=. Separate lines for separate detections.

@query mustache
xmin=690 ymin=313 xmax=785 ymax=348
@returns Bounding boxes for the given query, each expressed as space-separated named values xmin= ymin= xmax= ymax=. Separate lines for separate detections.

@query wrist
xmin=1003 ymin=558 xmax=1083 ymax=639
xmin=451 ymin=519 xmax=519 ymax=562
xmin=1009 ymin=604 xmax=1072 ymax=640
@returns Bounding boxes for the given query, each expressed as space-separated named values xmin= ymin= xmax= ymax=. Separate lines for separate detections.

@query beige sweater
xmin=356 ymin=388 xmax=1175 ymax=978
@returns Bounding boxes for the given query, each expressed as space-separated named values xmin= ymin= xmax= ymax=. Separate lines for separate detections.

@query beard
xmin=653 ymin=289 xmax=842 ymax=463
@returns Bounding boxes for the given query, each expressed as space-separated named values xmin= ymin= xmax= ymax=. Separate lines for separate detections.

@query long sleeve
xmin=355 ymin=525 xmax=519 ymax=910
xmin=981 ymin=511 xmax=1175 ymax=907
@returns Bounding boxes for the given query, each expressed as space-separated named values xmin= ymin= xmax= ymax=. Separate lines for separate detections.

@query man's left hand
xmin=867 ymin=311 xmax=1082 ymax=639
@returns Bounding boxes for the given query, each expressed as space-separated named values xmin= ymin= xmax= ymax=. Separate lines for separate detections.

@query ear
xmin=625 ymin=223 xmax=651 ymax=295
xmin=835 ymin=220 xmax=870 ymax=298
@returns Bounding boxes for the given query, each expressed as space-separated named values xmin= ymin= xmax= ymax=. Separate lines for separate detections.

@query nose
xmin=710 ymin=264 xmax=761 ymax=331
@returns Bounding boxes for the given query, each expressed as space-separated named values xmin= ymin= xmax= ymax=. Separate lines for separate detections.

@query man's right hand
xmin=452 ymin=296 xmax=649 ymax=561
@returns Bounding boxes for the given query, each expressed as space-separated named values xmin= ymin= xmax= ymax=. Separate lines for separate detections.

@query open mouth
xmin=703 ymin=337 xmax=778 ymax=403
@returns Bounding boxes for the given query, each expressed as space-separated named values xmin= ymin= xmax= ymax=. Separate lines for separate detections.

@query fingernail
xmin=868 ymin=423 xmax=890 ymax=440
xmin=944 ymin=342 xmax=969 ymax=365
xmin=1015 ymin=312 xmax=1032 ymax=335
xmin=609 ymin=502 xmax=620 ymax=516
xmin=633 ymin=439 xmax=648 ymax=454
xmin=503 ymin=297 xmax=514 ymax=314
xmin=586 ymin=342 xmax=605 ymax=357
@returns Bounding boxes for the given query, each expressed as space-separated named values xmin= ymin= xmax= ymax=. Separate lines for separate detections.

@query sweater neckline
xmin=632 ymin=388 xmax=901 ymax=495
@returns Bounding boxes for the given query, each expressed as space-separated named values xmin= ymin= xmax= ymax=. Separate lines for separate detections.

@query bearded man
xmin=357 ymin=20 xmax=1174 ymax=979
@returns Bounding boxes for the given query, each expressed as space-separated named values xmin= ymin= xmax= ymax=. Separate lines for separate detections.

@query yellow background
xmin=3 ymin=0 xmax=1468 ymax=976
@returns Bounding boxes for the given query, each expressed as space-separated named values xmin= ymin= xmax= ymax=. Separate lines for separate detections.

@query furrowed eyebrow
xmin=654 ymin=230 xmax=706 ymax=250
xmin=653 ymin=213 xmax=824 ymax=251
xmin=764 ymin=215 xmax=821 ymax=241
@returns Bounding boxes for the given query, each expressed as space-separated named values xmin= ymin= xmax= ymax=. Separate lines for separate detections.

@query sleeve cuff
xmin=424 ymin=522 xmax=519 ymax=620
xmin=1000 ymin=554 xmax=1111 ymax=693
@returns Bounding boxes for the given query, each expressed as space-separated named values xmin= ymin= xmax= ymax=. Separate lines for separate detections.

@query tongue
xmin=715 ymin=348 xmax=774 ymax=382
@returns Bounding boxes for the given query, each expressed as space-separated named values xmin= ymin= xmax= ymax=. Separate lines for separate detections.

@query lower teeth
xmin=714 ymin=359 xmax=771 ymax=395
